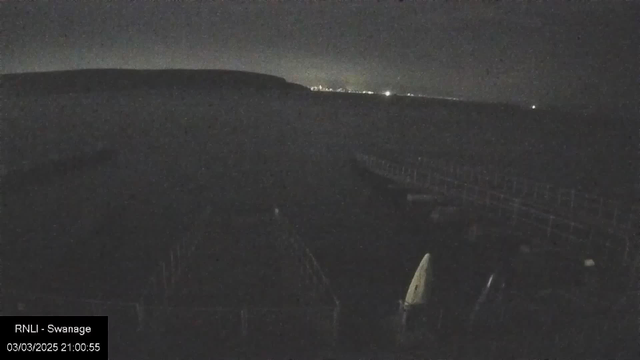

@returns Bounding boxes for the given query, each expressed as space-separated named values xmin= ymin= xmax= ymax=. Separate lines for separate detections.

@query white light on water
xmin=384 ymin=91 xmax=392 ymax=96
xmin=531 ymin=105 xmax=536 ymax=109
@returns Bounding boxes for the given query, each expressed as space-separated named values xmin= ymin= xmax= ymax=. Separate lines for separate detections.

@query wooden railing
xmin=355 ymin=153 xmax=639 ymax=291
xmin=407 ymin=156 xmax=638 ymax=236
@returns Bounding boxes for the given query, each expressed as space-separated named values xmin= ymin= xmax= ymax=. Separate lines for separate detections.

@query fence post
xmin=136 ymin=301 xmax=144 ymax=332
xmin=161 ymin=262 xmax=168 ymax=304
xmin=177 ymin=244 xmax=181 ymax=276
xmin=497 ymin=194 xmax=504 ymax=216
xmin=627 ymin=250 xmax=640 ymax=290
xmin=490 ymin=341 xmax=497 ymax=359
xmin=625 ymin=209 xmax=634 ymax=230
xmin=333 ymin=302 xmax=341 ymax=347
xmin=151 ymin=276 xmax=157 ymax=302
xmin=570 ymin=190 xmax=575 ymax=213
xmin=170 ymin=251 xmax=176 ymax=286
xmin=463 ymin=183 xmax=468 ymax=201
xmin=598 ymin=198 xmax=603 ymax=217
xmin=558 ymin=189 xmax=563 ymax=205
xmin=241 ymin=308 xmax=248 ymax=338
xmin=91 ymin=301 xmax=100 ymax=316
xmin=190 ymin=231 xmax=196 ymax=254
xmin=396 ymin=301 xmax=407 ymax=346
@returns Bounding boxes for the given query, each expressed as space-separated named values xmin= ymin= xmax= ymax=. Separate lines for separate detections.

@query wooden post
xmin=396 ymin=300 xmax=407 ymax=345
xmin=490 ymin=341 xmax=497 ymax=359
xmin=151 ymin=276 xmax=157 ymax=301
xmin=90 ymin=301 xmax=99 ymax=317
xmin=586 ymin=230 xmax=594 ymax=257
xmin=241 ymin=308 xmax=248 ymax=338
xmin=570 ymin=189 xmax=575 ymax=213
xmin=176 ymin=245 xmax=181 ymax=277
xmin=170 ymin=251 xmax=176 ymax=286
xmin=627 ymin=250 xmax=640 ymax=290
xmin=161 ymin=262 xmax=168 ymax=304
xmin=333 ymin=302 xmax=341 ymax=347
xmin=463 ymin=183 xmax=468 ymax=201
xmin=136 ymin=301 xmax=144 ymax=331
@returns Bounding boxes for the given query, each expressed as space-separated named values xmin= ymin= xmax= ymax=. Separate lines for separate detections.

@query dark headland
xmin=1 ymin=68 xmax=310 ymax=97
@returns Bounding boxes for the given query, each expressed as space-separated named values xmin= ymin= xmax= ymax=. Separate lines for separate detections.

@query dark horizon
xmin=2 ymin=66 xmax=635 ymax=119
xmin=3 ymin=1 xmax=639 ymax=115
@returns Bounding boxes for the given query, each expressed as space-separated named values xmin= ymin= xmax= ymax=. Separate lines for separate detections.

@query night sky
xmin=3 ymin=1 xmax=639 ymax=111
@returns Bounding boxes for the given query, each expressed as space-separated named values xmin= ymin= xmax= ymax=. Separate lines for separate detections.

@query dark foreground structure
xmin=351 ymin=153 xmax=638 ymax=359
xmin=3 ymin=69 xmax=637 ymax=359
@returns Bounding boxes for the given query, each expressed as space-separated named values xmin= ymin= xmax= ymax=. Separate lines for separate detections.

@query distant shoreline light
xmin=309 ymin=86 xmax=540 ymax=107
xmin=309 ymin=85 xmax=462 ymax=101
xmin=309 ymin=85 xmax=421 ymax=98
